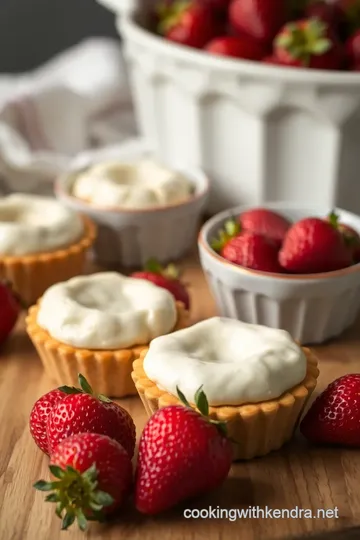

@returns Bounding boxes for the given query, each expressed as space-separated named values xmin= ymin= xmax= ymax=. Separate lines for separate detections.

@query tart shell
xmin=132 ymin=347 xmax=319 ymax=460
xmin=0 ymin=217 xmax=97 ymax=306
xmin=26 ymin=301 xmax=189 ymax=398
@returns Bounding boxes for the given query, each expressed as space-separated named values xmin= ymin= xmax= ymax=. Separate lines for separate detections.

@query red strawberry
xmin=336 ymin=0 xmax=360 ymax=34
xmin=346 ymin=29 xmax=360 ymax=66
xmin=263 ymin=54 xmax=303 ymax=67
xmin=131 ymin=259 xmax=190 ymax=309
xmin=300 ymin=374 xmax=360 ymax=447
xmin=34 ymin=433 xmax=133 ymax=531
xmin=157 ymin=2 xmax=218 ymax=49
xmin=279 ymin=217 xmax=352 ymax=273
xmin=205 ymin=36 xmax=266 ymax=60
xmin=29 ymin=389 xmax=66 ymax=455
xmin=305 ymin=1 xmax=345 ymax=33
xmin=46 ymin=374 xmax=136 ymax=457
xmin=135 ymin=387 xmax=232 ymax=514
xmin=238 ymin=207 xmax=291 ymax=247
xmin=211 ymin=220 xmax=282 ymax=272
xmin=0 ymin=281 xmax=20 ymax=346
xmin=196 ymin=0 xmax=231 ymax=14
xmin=326 ymin=211 xmax=360 ymax=263
xmin=229 ymin=0 xmax=287 ymax=45
xmin=274 ymin=18 xmax=344 ymax=70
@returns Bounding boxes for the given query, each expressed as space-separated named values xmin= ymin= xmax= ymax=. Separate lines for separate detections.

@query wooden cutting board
xmin=1 ymin=251 xmax=360 ymax=540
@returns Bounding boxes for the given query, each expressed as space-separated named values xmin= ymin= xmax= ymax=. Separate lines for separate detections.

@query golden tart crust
xmin=0 ymin=216 xmax=96 ymax=306
xmin=26 ymin=301 xmax=189 ymax=398
xmin=132 ymin=347 xmax=319 ymax=460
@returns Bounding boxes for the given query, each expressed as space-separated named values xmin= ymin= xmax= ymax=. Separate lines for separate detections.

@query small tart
xmin=132 ymin=347 xmax=319 ymax=460
xmin=0 ymin=217 xmax=96 ymax=306
xmin=26 ymin=301 xmax=189 ymax=398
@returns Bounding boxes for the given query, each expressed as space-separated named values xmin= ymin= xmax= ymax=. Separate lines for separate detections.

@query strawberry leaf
xmin=311 ymin=38 xmax=331 ymax=54
xmin=33 ymin=480 xmax=55 ymax=491
xmin=328 ymin=210 xmax=339 ymax=228
xmin=45 ymin=493 xmax=59 ymax=503
xmin=224 ymin=219 xmax=241 ymax=237
xmin=49 ymin=465 xmax=65 ymax=479
xmin=98 ymin=393 xmax=112 ymax=403
xmin=57 ymin=385 xmax=82 ymax=395
xmin=144 ymin=258 xmax=163 ymax=274
xmin=163 ymin=263 xmax=180 ymax=280
xmin=61 ymin=512 xmax=75 ymax=531
xmin=76 ymin=510 xmax=88 ymax=532
xmin=92 ymin=490 xmax=114 ymax=507
xmin=176 ymin=386 xmax=191 ymax=408
xmin=78 ymin=373 xmax=93 ymax=395
xmin=194 ymin=386 xmax=209 ymax=417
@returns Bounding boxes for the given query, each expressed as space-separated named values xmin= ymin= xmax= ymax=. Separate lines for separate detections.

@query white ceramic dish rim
xmin=198 ymin=201 xmax=360 ymax=281
xmin=119 ymin=11 xmax=360 ymax=87
xmin=55 ymin=166 xmax=210 ymax=216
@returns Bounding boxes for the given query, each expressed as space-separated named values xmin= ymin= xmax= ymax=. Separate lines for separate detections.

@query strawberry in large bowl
xmin=198 ymin=202 xmax=360 ymax=344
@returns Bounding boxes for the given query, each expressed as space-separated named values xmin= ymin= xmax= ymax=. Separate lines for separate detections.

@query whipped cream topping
xmin=37 ymin=272 xmax=177 ymax=350
xmin=143 ymin=317 xmax=307 ymax=406
xmin=72 ymin=159 xmax=193 ymax=209
xmin=0 ymin=194 xmax=84 ymax=256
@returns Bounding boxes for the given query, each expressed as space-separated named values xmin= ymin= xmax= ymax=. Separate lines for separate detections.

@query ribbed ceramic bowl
xmin=98 ymin=0 xmax=360 ymax=215
xmin=55 ymin=162 xmax=209 ymax=268
xmin=198 ymin=202 xmax=360 ymax=345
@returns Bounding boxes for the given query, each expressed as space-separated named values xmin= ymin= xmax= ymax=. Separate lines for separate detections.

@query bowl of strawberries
xmin=198 ymin=202 xmax=360 ymax=344
xmin=99 ymin=0 xmax=360 ymax=216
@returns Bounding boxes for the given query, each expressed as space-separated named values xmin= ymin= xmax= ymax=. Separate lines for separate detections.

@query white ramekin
xmin=55 ymin=159 xmax=209 ymax=268
xmin=198 ymin=202 xmax=360 ymax=345
xmin=98 ymin=0 xmax=360 ymax=216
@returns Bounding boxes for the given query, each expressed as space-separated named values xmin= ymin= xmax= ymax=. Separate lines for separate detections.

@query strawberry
xmin=157 ymin=1 xmax=218 ymax=49
xmin=46 ymin=374 xmax=136 ymax=457
xmin=205 ymin=36 xmax=266 ymax=60
xmin=0 ymin=281 xmax=21 ymax=347
xmin=131 ymin=259 xmax=190 ymax=309
xmin=279 ymin=217 xmax=352 ymax=274
xmin=300 ymin=374 xmax=360 ymax=447
xmin=196 ymin=0 xmax=231 ymax=14
xmin=228 ymin=0 xmax=287 ymax=45
xmin=34 ymin=433 xmax=133 ymax=531
xmin=238 ymin=207 xmax=291 ymax=247
xmin=274 ymin=18 xmax=344 ymax=70
xmin=263 ymin=54 xmax=303 ymax=67
xmin=346 ymin=29 xmax=360 ymax=66
xmin=336 ymin=0 xmax=360 ymax=35
xmin=135 ymin=387 xmax=232 ymax=514
xmin=29 ymin=389 xmax=66 ymax=455
xmin=211 ymin=220 xmax=282 ymax=272
xmin=327 ymin=211 xmax=360 ymax=263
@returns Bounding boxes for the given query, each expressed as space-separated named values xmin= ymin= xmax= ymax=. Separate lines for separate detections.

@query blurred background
xmin=0 ymin=0 xmax=118 ymax=72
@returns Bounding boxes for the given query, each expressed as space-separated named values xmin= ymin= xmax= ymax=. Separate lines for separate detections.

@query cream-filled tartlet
xmin=0 ymin=194 xmax=96 ymax=305
xmin=26 ymin=272 xmax=189 ymax=397
xmin=72 ymin=159 xmax=193 ymax=209
xmin=132 ymin=317 xmax=319 ymax=460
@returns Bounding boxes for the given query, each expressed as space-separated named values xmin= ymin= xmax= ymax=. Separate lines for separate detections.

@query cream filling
xmin=72 ymin=159 xmax=193 ymax=209
xmin=0 ymin=194 xmax=84 ymax=256
xmin=37 ymin=272 xmax=178 ymax=350
xmin=143 ymin=317 xmax=307 ymax=406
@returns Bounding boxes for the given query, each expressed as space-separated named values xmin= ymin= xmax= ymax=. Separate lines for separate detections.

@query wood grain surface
xmin=1 ymin=252 xmax=360 ymax=540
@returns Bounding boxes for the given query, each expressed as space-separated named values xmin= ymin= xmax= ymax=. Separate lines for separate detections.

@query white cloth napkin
xmin=0 ymin=37 xmax=139 ymax=195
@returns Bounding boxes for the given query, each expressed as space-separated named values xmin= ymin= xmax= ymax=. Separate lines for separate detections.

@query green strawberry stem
xmin=33 ymin=463 xmax=113 ymax=531
xmin=328 ymin=210 xmax=339 ymax=229
xmin=144 ymin=258 xmax=181 ymax=280
xmin=58 ymin=374 xmax=111 ymax=404
xmin=176 ymin=386 xmax=228 ymax=437
xmin=156 ymin=0 xmax=191 ymax=35
xmin=275 ymin=17 xmax=331 ymax=65
xmin=210 ymin=219 xmax=241 ymax=252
